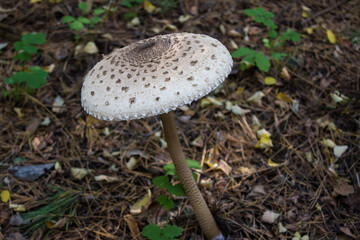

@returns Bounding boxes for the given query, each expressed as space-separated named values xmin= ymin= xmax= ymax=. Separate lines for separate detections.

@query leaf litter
xmin=0 ymin=0 xmax=359 ymax=239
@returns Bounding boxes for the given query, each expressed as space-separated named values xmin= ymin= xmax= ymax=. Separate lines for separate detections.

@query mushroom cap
xmin=81 ymin=32 xmax=233 ymax=121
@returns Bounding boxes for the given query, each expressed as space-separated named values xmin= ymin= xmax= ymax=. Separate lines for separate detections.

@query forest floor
xmin=0 ymin=0 xmax=359 ymax=239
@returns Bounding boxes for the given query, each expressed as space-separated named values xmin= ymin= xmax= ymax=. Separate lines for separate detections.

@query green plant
xmin=153 ymin=159 xmax=201 ymax=196
xmin=3 ymin=33 xmax=48 ymax=98
xmin=232 ymin=7 xmax=300 ymax=72
xmin=121 ymin=0 xmax=145 ymax=8
xmin=121 ymin=0 xmax=145 ymax=19
xmin=142 ymin=159 xmax=201 ymax=239
xmin=142 ymin=224 xmax=183 ymax=240
xmin=20 ymin=186 xmax=79 ymax=237
xmin=13 ymin=32 xmax=46 ymax=62
xmin=62 ymin=2 xmax=106 ymax=41
xmin=153 ymin=0 xmax=177 ymax=13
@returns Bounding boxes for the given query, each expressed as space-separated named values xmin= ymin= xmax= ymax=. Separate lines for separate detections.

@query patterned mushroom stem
xmin=160 ymin=111 xmax=224 ymax=240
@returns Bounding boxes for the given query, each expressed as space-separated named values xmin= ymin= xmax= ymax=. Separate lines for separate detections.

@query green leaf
xmin=240 ymin=62 xmax=248 ymax=71
xmin=25 ymin=66 xmax=48 ymax=89
xmin=22 ymin=33 xmax=46 ymax=45
xmin=5 ymin=66 xmax=48 ymax=89
xmin=4 ymin=77 xmax=14 ymax=85
xmin=167 ymin=183 xmax=185 ymax=196
xmin=163 ymin=225 xmax=183 ymax=239
xmin=186 ymin=159 xmax=202 ymax=169
xmin=14 ymin=52 xmax=31 ymax=62
xmin=268 ymin=29 xmax=278 ymax=38
xmin=163 ymin=164 xmax=176 ymax=176
xmin=163 ymin=159 xmax=201 ymax=176
xmin=245 ymin=8 xmax=274 ymax=23
xmin=124 ymin=11 xmax=137 ymax=20
xmin=90 ymin=16 xmax=101 ymax=24
xmin=157 ymin=195 xmax=174 ymax=211
xmin=231 ymin=47 xmax=255 ymax=58
xmin=244 ymin=8 xmax=257 ymax=17
xmin=70 ymin=21 xmax=84 ymax=30
xmin=253 ymin=16 xmax=265 ymax=23
xmin=272 ymin=52 xmax=287 ymax=61
xmin=3 ymin=90 xmax=10 ymax=97
xmin=62 ymin=16 xmax=75 ymax=23
xmin=78 ymin=17 xmax=91 ymax=24
xmin=142 ymin=224 xmax=162 ymax=240
xmin=5 ymin=72 xmax=27 ymax=84
xmin=14 ymin=41 xmax=24 ymax=51
xmin=264 ymin=19 xmax=277 ymax=30
xmin=281 ymin=29 xmax=301 ymax=42
xmin=78 ymin=2 xmax=88 ymax=14
xmin=121 ymin=0 xmax=133 ymax=8
xmin=94 ymin=7 xmax=105 ymax=15
xmin=153 ymin=176 xmax=170 ymax=189
xmin=262 ymin=38 xmax=271 ymax=48
xmin=24 ymin=45 xmax=38 ymax=54
xmin=255 ymin=52 xmax=270 ymax=72
xmin=242 ymin=53 xmax=256 ymax=65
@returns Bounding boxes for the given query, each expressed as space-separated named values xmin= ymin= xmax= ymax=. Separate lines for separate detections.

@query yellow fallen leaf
xmin=144 ymin=0 xmax=156 ymax=13
xmin=255 ymin=134 xmax=273 ymax=149
xmin=43 ymin=64 xmax=55 ymax=73
xmin=9 ymin=203 xmax=26 ymax=212
xmin=268 ymin=159 xmax=280 ymax=167
xmin=264 ymin=76 xmax=276 ymax=85
xmin=45 ymin=221 xmax=54 ymax=228
xmin=201 ymin=98 xmax=211 ymax=108
xmin=281 ymin=67 xmax=290 ymax=80
xmin=322 ymin=139 xmax=336 ymax=149
xmin=200 ymin=179 xmax=213 ymax=188
xmin=235 ymin=86 xmax=244 ymax=95
xmin=278 ymin=222 xmax=287 ymax=233
xmin=130 ymin=189 xmax=152 ymax=214
xmin=247 ymin=91 xmax=265 ymax=104
xmin=315 ymin=202 xmax=322 ymax=211
xmin=178 ymin=14 xmax=191 ymax=23
xmin=301 ymin=11 xmax=309 ymax=18
xmin=1 ymin=190 xmax=10 ymax=202
xmin=201 ymin=97 xmax=223 ymax=108
xmin=30 ymin=0 xmax=42 ymax=3
xmin=305 ymin=27 xmax=314 ymax=34
xmin=126 ymin=157 xmax=138 ymax=170
xmin=84 ymin=41 xmax=98 ymax=54
xmin=276 ymin=92 xmax=292 ymax=103
xmin=94 ymin=175 xmax=119 ymax=183
xmin=205 ymin=147 xmax=219 ymax=169
xmin=326 ymin=29 xmax=336 ymax=44
xmin=71 ymin=168 xmax=92 ymax=180
xmin=256 ymin=129 xmax=271 ymax=139
xmin=14 ymin=107 xmax=23 ymax=118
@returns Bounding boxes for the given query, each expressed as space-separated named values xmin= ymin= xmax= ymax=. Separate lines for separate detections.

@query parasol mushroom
xmin=81 ymin=32 xmax=233 ymax=240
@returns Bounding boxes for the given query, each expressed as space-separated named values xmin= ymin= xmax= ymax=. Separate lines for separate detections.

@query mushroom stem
xmin=160 ymin=111 xmax=223 ymax=240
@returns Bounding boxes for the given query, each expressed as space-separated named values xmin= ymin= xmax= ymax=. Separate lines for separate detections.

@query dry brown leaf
xmin=124 ymin=214 xmax=142 ymax=240
xmin=49 ymin=217 xmax=67 ymax=229
xmin=339 ymin=227 xmax=356 ymax=238
xmin=248 ymin=185 xmax=267 ymax=197
xmin=334 ymin=181 xmax=354 ymax=196
xmin=218 ymin=160 xmax=232 ymax=175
